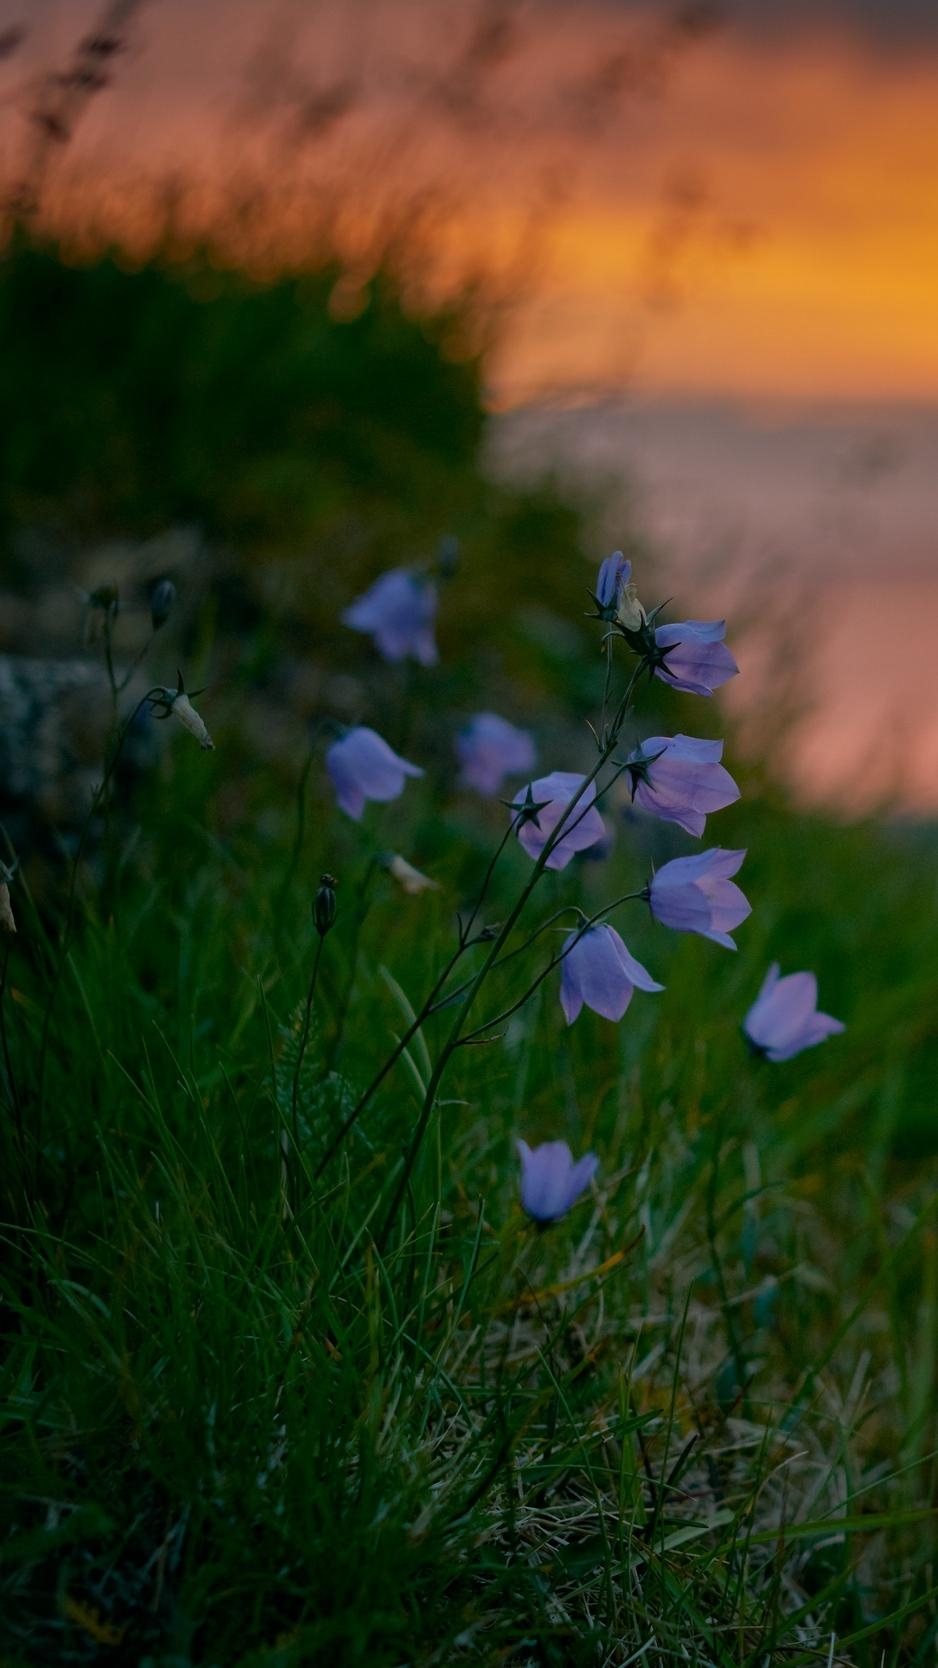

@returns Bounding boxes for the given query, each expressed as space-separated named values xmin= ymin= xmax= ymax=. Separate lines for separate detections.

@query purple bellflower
xmin=627 ymin=733 xmax=740 ymax=838
xmin=653 ymin=619 xmax=738 ymax=696
xmin=744 ymin=963 xmax=845 ymax=1061
xmin=512 ymin=771 xmax=606 ymax=871
xmin=326 ymin=726 xmax=423 ymax=821
xmin=560 ymin=923 xmax=663 ymax=1024
xmin=648 ymin=847 xmax=751 ymax=949
xmin=342 ymin=568 xmax=438 ymax=666
xmin=456 ymin=712 xmax=536 ymax=796
xmin=517 ymin=1139 xmax=599 ymax=1223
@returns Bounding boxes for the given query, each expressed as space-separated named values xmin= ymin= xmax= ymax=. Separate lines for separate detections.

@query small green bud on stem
xmin=314 ymin=874 xmax=338 ymax=937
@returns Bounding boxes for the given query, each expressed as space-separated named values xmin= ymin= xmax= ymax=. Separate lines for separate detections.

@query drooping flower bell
xmin=648 ymin=848 xmax=750 ymax=949
xmin=325 ymin=726 xmax=423 ymax=821
xmin=744 ymin=963 xmax=844 ymax=1061
xmin=456 ymin=713 xmax=536 ymax=796
xmin=517 ymin=1139 xmax=598 ymax=1223
xmin=342 ymin=568 xmax=438 ymax=666
xmin=148 ymin=672 xmax=214 ymax=749
xmin=511 ymin=771 xmax=606 ymax=871
xmin=559 ymin=923 xmax=663 ymax=1024
xmin=652 ymin=619 xmax=738 ymax=697
xmin=627 ymin=734 xmax=740 ymax=838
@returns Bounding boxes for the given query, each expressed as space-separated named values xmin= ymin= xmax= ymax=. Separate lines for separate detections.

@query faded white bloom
xmin=149 ymin=675 xmax=215 ymax=750
xmin=171 ymin=691 xmax=214 ymax=750
xmin=384 ymin=853 xmax=440 ymax=895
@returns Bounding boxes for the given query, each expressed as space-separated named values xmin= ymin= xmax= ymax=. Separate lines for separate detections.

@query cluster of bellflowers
xmin=323 ymin=545 xmax=845 ymax=1226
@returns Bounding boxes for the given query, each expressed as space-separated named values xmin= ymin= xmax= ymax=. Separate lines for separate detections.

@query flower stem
xmin=374 ymin=736 xmax=622 ymax=1254
xmin=290 ymin=934 xmax=325 ymax=1155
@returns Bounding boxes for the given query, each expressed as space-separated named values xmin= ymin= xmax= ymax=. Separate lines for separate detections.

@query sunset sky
xmin=3 ymin=0 xmax=938 ymax=407
xmin=3 ymin=0 xmax=938 ymax=807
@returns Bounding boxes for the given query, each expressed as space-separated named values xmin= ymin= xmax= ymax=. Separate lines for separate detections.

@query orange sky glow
xmin=4 ymin=1 xmax=938 ymax=408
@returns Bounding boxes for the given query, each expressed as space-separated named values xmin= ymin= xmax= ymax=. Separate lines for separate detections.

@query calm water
xmin=492 ymin=395 xmax=938 ymax=815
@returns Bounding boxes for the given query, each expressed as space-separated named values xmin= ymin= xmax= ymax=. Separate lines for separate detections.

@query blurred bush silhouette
xmin=0 ymin=236 xmax=485 ymax=546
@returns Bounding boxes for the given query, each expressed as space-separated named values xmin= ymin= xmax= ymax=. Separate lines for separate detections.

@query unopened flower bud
xmin=149 ymin=578 xmax=176 ymax=631
xmin=382 ymin=852 xmax=440 ymax=896
xmin=313 ymin=874 xmax=338 ymax=936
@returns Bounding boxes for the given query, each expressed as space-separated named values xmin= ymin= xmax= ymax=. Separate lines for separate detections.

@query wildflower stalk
xmin=373 ymin=676 xmax=642 ymax=1253
xmin=313 ymin=937 xmax=466 ymax=1180
xmin=326 ymin=855 xmax=378 ymax=1071
xmin=285 ymin=874 xmax=340 ymax=1175
xmin=315 ymin=816 xmax=560 ymax=1179
xmin=275 ymin=745 xmax=316 ymax=929
xmin=315 ymin=792 xmax=634 ymax=1183
xmin=290 ymin=935 xmax=325 ymax=1157
xmin=457 ymin=818 xmax=519 ymax=946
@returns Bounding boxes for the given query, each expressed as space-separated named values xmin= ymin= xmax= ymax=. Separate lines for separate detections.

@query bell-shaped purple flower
xmin=744 ymin=963 xmax=845 ymax=1061
xmin=653 ymin=619 xmax=738 ymax=696
xmin=456 ymin=712 xmax=536 ymax=796
xmin=326 ymin=726 xmax=423 ymax=821
xmin=560 ymin=923 xmax=663 ymax=1024
xmin=342 ymin=568 xmax=438 ymax=666
xmin=648 ymin=847 xmax=750 ymax=949
xmin=517 ymin=1139 xmax=598 ymax=1223
xmin=627 ymin=733 xmax=740 ymax=838
xmin=512 ymin=771 xmax=606 ymax=871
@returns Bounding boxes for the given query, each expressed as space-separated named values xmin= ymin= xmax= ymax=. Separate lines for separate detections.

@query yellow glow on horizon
xmin=17 ymin=16 xmax=938 ymax=407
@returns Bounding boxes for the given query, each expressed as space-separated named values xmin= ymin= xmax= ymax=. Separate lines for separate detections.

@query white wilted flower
xmin=382 ymin=853 xmax=440 ymax=896
xmin=149 ymin=672 xmax=214 ymax=750
xmin=172 ymin=692 xmax=214 ymax=750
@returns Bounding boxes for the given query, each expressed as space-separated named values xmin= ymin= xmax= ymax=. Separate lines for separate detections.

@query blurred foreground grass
xmin=1 ymin=237 xmax=937 ymax=1665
